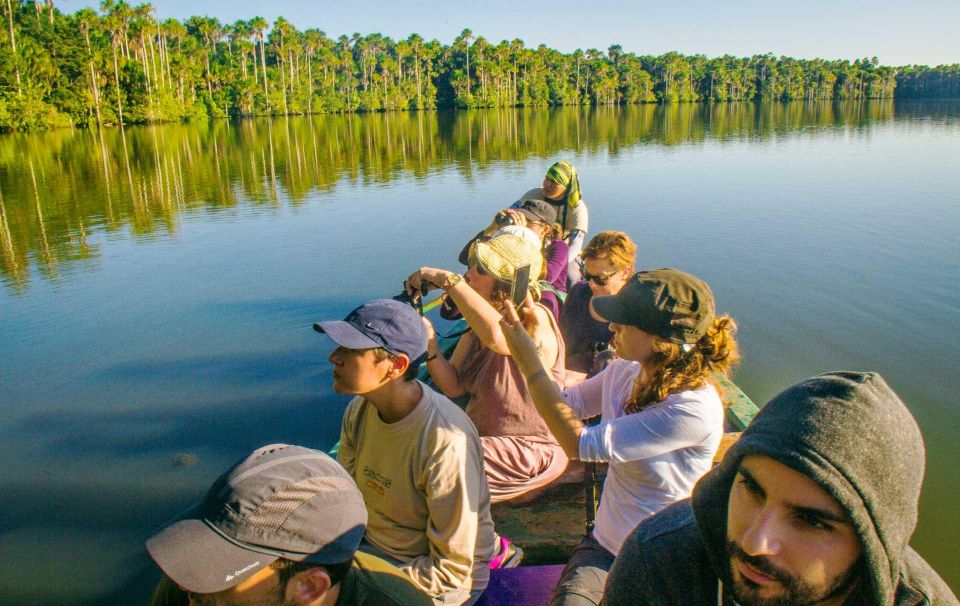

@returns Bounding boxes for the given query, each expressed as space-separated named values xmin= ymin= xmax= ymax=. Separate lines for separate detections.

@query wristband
xmin=442 ymin=273 xmax=463 ymax=290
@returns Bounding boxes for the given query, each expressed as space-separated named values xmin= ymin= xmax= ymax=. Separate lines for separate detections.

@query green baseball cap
xmin=591 ymin=268 xmax=715 ymax=344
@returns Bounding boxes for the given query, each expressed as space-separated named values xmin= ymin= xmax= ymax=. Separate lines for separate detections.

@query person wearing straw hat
xmin=455 ymin=199 xmax=570 ymax=321
xmin=406 ymin=232 xmax=569 ymax=510
xmin=499 ymin=268 xmax=740 ymax=606
xmin=144 ymin=444 xmax=432 ymax=606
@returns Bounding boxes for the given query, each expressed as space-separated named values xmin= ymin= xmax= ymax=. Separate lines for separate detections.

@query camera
xmin=394 ymin=283 xmax=425 ymax=316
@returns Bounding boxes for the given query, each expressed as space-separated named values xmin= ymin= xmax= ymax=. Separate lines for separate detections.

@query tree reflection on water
xmin=0 ymin=100 xmax=909 ymax=291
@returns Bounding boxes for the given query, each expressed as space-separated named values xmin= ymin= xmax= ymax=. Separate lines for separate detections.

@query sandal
xmin=489 ymin=536 xmax=524 ymax=569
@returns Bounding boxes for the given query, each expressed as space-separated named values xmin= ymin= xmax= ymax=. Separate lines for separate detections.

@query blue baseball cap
xmin=313 ymin=299 xmax=428 ymax=362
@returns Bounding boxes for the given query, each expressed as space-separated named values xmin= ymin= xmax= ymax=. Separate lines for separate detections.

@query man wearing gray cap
xmin=145 ymin=443 xmax=432 ymax=606
xmin=314 ymin=299 xmax=498 ymax=606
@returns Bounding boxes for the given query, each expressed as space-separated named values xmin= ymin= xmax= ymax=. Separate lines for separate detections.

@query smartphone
xmin=510 ymin=264 xmax=531 ymax=307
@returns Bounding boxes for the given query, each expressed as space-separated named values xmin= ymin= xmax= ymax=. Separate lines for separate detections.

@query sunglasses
xmin=583 ymin=269 xmax=619 ymax=286
xmin=468 ymin=253 xmax=490 ymax=277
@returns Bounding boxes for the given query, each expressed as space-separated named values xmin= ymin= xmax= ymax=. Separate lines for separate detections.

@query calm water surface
xmin=1 ymin=101 xmax=958 ymax=604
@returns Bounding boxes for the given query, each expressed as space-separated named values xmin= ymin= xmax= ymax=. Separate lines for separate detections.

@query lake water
xmin=1 ymin=101 xmax=958 ymax=603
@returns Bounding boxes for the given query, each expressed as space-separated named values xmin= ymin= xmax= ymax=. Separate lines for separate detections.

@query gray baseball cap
xmin=516 ymin=199 xmax=559 ymax=225
xmin=145 ymin=444 xmax=366 ymax=594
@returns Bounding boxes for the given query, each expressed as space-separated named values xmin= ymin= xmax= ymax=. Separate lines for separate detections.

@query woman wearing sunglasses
xmin=500 ymin=268 xmax=740 ymax=605
xmin=559 ymin=231 xmax=637 ymax=375
xmin=405 ymin=232 xmax=569 ymax=508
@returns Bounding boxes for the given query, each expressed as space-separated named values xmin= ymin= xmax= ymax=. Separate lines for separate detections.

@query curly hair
xmin=625 ymin=315 xmax=740 ymax=414
xmin=532 ymin=220 xmax=564 ymax=242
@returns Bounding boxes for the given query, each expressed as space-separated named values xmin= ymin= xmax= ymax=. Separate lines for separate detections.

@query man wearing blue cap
xmin=314 ymin=299 xmax=497 ymax=606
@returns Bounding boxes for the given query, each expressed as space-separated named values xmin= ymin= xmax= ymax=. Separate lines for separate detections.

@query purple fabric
xmin=475 ymin=566 xmax=565 ymax=606
xmin=543 ymin=239 xmax=569 ymax=292
xmin=540 ymin=291 xmax=561 ymax=321
xmin=559 ymin=282 xmax=615 ymax=374
xmin=537 ymin=239 xmax=568 ymax=321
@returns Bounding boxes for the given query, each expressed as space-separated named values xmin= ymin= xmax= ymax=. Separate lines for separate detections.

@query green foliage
xmin=895 ymin=64 xmax=960 ymax=98
xmin=0 ymin=1 xmax=956 ymax=132
xmin=0 ymin=90 xmax=72 ymax=132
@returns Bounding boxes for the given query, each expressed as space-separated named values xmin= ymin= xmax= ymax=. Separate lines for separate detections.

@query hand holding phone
xmin=510 ymin=264 xmax=531 ymax=307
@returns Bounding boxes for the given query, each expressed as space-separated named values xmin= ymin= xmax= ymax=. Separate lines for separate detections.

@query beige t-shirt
xmin=338 ymin=382 xmax=496 ymax=602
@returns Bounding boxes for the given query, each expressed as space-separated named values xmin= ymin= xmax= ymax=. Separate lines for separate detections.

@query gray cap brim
xmin=590 ymin=294 xmax=633 ymax=325
xmin=516 ymin=208 xmax=541 ymax=223
xmin=313 ymin=320 xmax=381 ymax=350
xmin=146 ymin=515 xmax=279 ymax=594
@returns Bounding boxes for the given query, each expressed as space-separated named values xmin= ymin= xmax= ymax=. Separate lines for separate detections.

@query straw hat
xmin=472 ymin=232 xmax=543 ymax=289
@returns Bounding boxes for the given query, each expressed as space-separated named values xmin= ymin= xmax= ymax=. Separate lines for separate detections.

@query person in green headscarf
xmin=516 ymin=160 xmax=590 ymax=285
xmin=544 ymin=160 xmax=583 ymax=212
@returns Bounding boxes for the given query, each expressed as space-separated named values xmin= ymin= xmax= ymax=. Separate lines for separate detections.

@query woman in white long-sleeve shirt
xmin=500 ymin=268 xmax=740 ymax=606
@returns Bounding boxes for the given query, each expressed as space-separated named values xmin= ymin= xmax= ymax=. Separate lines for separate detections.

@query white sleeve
xmin=562 ymin=367 xmax=607 ymax=419
xmin=578 ymin=399 xmax=715 ymax=463
xmin=568 ymin=200 xmax=588 ymax=234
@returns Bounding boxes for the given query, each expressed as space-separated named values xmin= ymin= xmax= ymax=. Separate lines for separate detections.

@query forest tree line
xmin=0 ymin=0 xmax=958 ymax=132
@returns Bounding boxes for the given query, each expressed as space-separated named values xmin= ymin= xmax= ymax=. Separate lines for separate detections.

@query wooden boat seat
xmin=714 ymin=432 xmax=742 ymax=465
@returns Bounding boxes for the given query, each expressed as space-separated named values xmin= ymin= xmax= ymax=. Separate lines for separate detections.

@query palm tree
xmin=131 ymin=3 xmax=157 ymax=99
xmin=230 ymin=20 xmax=251 ymax=79
xmin=77 ymin=7 xmax=103 ymax=125
xmin=303 ymin=28 xmax=323 ymax=113
xmin=271 ymin=17 xmax=292 ymax=113
xmin=509 ymin=38 xmax=524 ymax=104
xmin=161 ymin=18 xmax=185 ymax=98
xmin=111 ymin=0 xmax=133 ymax=59
xmin=460 ymin=28 xmax=473 ymax=96
xmin=4 ymin=0 xmax=23 ymax=96
xmin=573 ymin=49 xmax=583 ymax=101
xmin=100 ymin=1 xmax=126 ymax=124
xmin=186 ymin=16 xmax=221 ymax=97
xmin=249 ymin=16 xmax=269 ymax=108
xmin=474 ymin=36 xmax=489 ymax=100
xmin=407 ymin=33 xmax=424 ymax=108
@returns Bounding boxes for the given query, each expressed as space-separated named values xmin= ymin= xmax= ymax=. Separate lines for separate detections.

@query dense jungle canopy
xmin=0 ymin=0 xmax=958 ymax=132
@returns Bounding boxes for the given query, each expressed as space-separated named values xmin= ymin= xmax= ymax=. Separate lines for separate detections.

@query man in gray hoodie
xmin=602 ymin=371 xmax=957 ymax=605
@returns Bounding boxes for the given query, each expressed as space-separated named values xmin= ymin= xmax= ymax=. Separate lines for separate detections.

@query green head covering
xmin=544 ymin=160 xmax=582 ymax=211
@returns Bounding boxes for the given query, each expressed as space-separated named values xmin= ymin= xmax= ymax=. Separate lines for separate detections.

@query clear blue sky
xmin=60 ymin=0 xmax=959 ymax=66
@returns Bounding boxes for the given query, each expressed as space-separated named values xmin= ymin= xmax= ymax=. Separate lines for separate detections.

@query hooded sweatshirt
xmin=602 ymin=371 xmax=958 ymax=606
